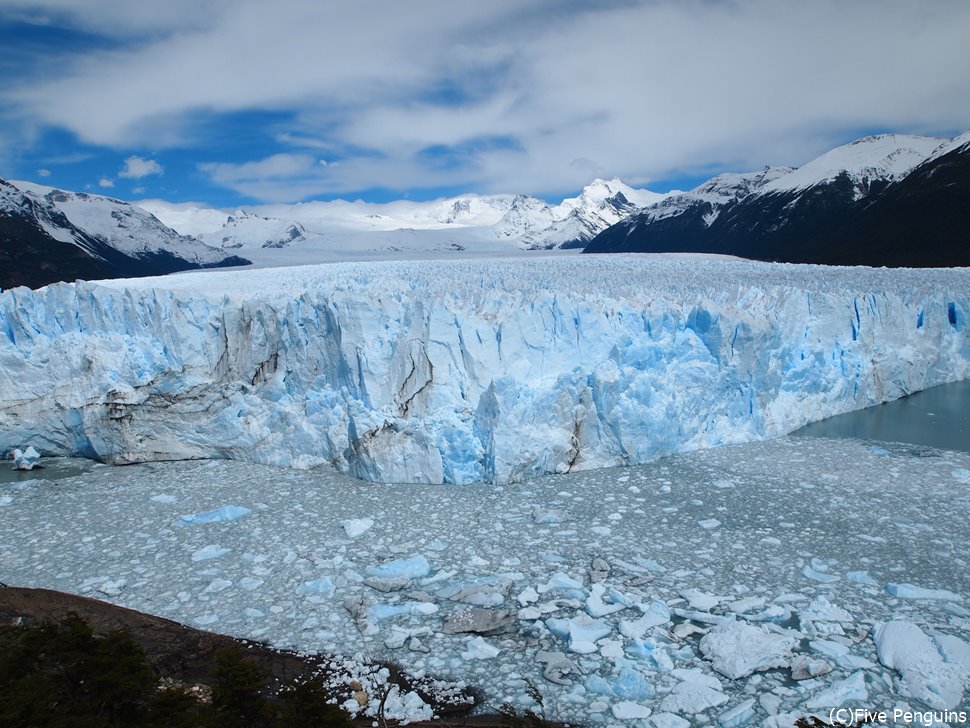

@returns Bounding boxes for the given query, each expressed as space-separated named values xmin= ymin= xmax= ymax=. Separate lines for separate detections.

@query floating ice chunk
xmin=97 ymin=578 xmax=126 ymax=596
xmin=367 ymin=555 xmax=431 ymax=580
xmin=789 ymin=655 xmax=832 ymax=680
xmin=885 ymin=583 xmax=962 ymax=601
xmin=194 ymin=614 xmax=219 ymax=626
xmin=611 ymin=701 xmax=651 ymax=720
xmin=239 ymin=577 xmax=263 ymax=590
xmin=726 ymin=596 xmax=766 ymax=614
xmin=803 ymin=670 xmax=868 ymax=710
xmin=368 ymin=602 xmax=439 ymax=621
xmin=546 ymin=613 xmax=612 ymax=654
xmin=586 ymin=583 xmax=628 ymax=618
xmin=537 ymin=571 xmax=585 ymax=595
xmin=364 ymin=577 xmax=410 ymax=593
xmin=517 ymin=586 xmax=539 ymax=605
xmin=699 ymin=619 xmax=796 ymax=679
xmin=342 ymin=518 xmax=374 ymax=538
xmin=952 ymin=468 xmax=970 ymax=484
xmin=943 ymin=602 xmax=970 ymax=618
xmin=800 ymin=595 xmax=853 ymax=623
xmin=718 ymin=698 xmax=756 ymax=728
xmin=845 ymin=570 xmax=878 ymax=586
xmin=626 ymin=638 xmax=674 ymax=671
xmin=585 ymin=674 xmax=613 ymax=696
xmin=385 ymin=625 xmax=431 ymax=649
xmin=651 ymin=713 xmax=690 ymax=728
xmin=801 ymin=565 xmax=840 ymax=583
xmin=698 ymin=518 xmax=721 ymax=529
xmin=150 ymin=494 xmax=177 ymax=504
xmin=672 ymin=608 xmax=730 ymax=625
xmin=191 ymin=544 xmax=230 ymax=561
xmin=443 ymin=608 xmax=513 ymax=634
xmin=808 ymin=639 xmax=875 ymax=670
xmin=203 ymin=578 xmax=233 ymax=594
xmin=619 ymin=601 xmax=671 ymax=639
xmin=536 ymin=650 xmax=580 ymax=686
xmin=243 ymin=607 xmax=265 ymax=618
xmin=532 ymin=508 xmax=568 ymax=524
xmin=874 ymin=620 xmax=964 ymax=709
xmin=180 ymin=505 xmax=252 ymax=524
xmin=611 ymin=667 xmax=653 ymax=700
xmin=869 ymin=446 xmax=892 ymax=456
xmin=933 ymin=633 xmax=970 ymax=684
xmin=296 ymin=578 xmax=335 ymax=596
xmin=660 ymin=681 xmax=729 ymax=714
xmin=11 ymin=446 xmax=40 ymax=470
xmin=680 ymin=588 xmax=723 ymax=611
xmin=461 ymin=635 xmax=500 ymax=660
xmin=437 ymin=576 xmax=513 ymax=606
xmin=671 ymin=668 xmax=722 ymax=691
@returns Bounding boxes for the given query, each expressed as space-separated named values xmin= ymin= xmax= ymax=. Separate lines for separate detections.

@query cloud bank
xmin=3 ymin=0 xmax=969 ymax=201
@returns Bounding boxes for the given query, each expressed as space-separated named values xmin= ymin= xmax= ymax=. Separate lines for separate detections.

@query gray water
xmin=793 ymin=377 xmax=970 ymax=453
xmin=0 ymin=457 xmax=100 ymax=484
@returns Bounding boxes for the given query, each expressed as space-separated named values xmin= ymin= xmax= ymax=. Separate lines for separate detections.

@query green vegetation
xmin=0 ymin=613 xmax=351 ymax=727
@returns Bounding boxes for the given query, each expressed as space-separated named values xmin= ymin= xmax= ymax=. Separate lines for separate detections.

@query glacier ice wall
xmin=1 ymin=257 xmax=968 ymax=484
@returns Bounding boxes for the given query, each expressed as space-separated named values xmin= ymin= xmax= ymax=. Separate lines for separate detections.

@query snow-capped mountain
xmin=195 ymin=210 xmax=310 ymax=250
xmin=585 ymin=131 xmax=969 ymax=267
xmin=520 ymin=177 xmax=669 ymax=249
xmin=492 ymin=194 xmax=558 ymax=240
xmin=759 ymin=133 xmax=944 ymax=197
xmin=581 ymin=167 xmax=792 ymax=256
xmin=142 ymin=178 xmax=666 ymax=265
xmin=1 ymin=179 xmax=249 ymax=290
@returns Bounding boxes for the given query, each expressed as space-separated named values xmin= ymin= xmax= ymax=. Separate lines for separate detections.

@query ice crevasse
xmin=0 ymin=256 xmax=967 ymax=484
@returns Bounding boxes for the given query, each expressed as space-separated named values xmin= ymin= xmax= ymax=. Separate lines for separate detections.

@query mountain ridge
xmin=583 ymin=131 xmax=970 ymax=267
xmin=1 ymin=179 xmax=249 ymax=290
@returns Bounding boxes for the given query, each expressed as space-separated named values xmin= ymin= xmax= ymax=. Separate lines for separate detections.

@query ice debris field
xmin=2 ymin=436 xmax=969 ymax=725
xmin=0 ymin=256 xmax=968 ymax=484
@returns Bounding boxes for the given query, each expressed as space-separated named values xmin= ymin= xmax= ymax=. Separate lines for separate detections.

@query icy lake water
xmin=2 ymin=432 xmax=969 ymax=724
xmin=793 ymin=378 xmax=970 ymax=455
xmin=0 ymin=456 xmax=99 ymax=485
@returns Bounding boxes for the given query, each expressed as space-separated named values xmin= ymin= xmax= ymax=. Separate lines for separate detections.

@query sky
xmin=1 ymin=0 xmax=968 ymax=208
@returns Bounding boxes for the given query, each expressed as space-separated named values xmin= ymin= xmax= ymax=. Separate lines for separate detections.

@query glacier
xmin=1 ymin=256 xmax=968 ymax=484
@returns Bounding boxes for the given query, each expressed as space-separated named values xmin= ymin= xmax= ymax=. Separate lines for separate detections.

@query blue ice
xmin=180 ymin=505 xmax=252 ymax=525
xmin=367 ymin=555 xmax=431 ymax=580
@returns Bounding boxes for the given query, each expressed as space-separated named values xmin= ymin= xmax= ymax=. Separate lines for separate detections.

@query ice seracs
xmin=11 ymin=445 xmax=40 ymax=470
xmin=1 ymin=257 xmax=967 ymax=484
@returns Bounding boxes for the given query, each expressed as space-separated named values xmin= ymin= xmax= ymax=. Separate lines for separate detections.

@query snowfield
xmin=1 ymin=256 xmax=968 ymax=483
xmin=2 ymin=437 xmax=969 ymax=724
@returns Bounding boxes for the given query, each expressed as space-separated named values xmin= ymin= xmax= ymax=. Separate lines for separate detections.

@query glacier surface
xmin=1 ymin=256 xmax=968 ymax=483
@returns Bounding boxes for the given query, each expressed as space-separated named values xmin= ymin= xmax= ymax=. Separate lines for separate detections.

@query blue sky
xmin=1 ymin=0 xmax=968 ymax=208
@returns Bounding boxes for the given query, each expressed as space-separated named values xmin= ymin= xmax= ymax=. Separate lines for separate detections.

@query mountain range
xmin=2 ymin=129 xmax=967 ymax=290
xmin=138 ymin=176 xmax=664 ymax=265
xmin=0 ymin=180 xmax=249 ymax=290
xmin=584 ymin=132 xmax=970 ymax=267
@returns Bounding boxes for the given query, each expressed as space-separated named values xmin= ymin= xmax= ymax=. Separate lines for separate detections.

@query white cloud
xmin=98 ymin=177 xmax=114 ymax=188
xmin=119 ymin=155 xmax=163 ymax=178
xmin=5 ymin=0 xmax=970 ymax=199
xmin=37 ymin=168 xmax=51 ymax=177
